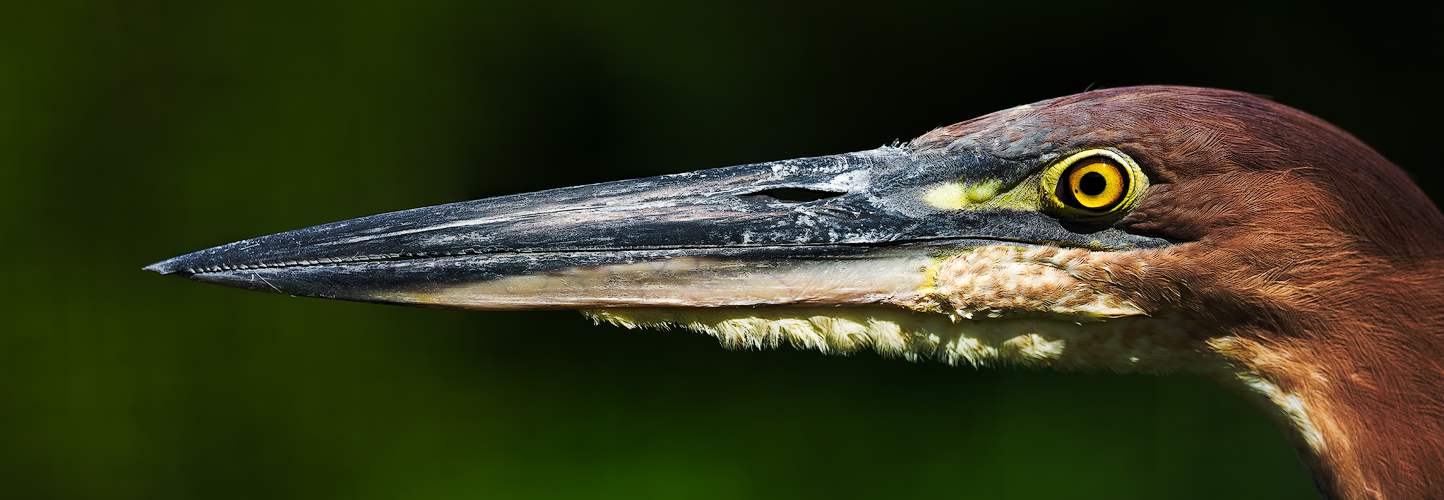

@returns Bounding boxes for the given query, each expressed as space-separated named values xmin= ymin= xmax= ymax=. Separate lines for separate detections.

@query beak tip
xmin=143 ymin=258 xmax=182 ymax=275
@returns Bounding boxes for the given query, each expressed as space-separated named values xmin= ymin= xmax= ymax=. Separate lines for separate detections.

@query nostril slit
xmin=742 ymin=188 xmax=846 ymax=203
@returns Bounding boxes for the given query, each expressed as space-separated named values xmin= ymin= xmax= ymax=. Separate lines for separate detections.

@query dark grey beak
xmin=146 ymin=146 xmax=1167 ymax=310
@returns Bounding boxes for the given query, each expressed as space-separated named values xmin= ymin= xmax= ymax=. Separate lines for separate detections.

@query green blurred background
xmin=2 ymin=1 xmax=1439 ymax=498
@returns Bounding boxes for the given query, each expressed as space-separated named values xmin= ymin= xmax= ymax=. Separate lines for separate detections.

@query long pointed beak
xmin=146 ymin=147 xmax=1166 ymax=311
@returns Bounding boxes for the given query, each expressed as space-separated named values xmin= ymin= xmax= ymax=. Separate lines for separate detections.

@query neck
xmin=1205 ymin=283 xmax=1444 ymax=500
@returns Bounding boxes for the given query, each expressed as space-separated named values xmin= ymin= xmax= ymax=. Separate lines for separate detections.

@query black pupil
xmin=1078 ymin=171 xmax=1108 ymax=196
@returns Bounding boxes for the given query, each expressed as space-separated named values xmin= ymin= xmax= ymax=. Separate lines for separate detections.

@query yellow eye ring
xmin=1041 ymin=148 xmax=1148 ymax=221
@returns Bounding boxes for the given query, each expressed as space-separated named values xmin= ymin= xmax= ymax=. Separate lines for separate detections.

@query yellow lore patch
xmin=922 ymin=178 xmax=1044 ymax=211
xmin=924 ymin=179 xmax=1003 ymax=209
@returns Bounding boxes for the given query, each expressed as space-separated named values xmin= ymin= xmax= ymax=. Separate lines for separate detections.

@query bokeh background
xmin=3 ymin=1 xmax=1439 ymax=499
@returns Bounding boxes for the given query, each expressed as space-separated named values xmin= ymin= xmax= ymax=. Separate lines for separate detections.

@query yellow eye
xmin=1041 ymin=148 xmax=1148 ymax=220
xmin=1062 ymin=159 xmax=1127 ymax=210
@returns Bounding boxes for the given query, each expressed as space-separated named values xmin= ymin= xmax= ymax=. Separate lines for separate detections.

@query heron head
xmin=148 ymin=86 xmax=1444 ymax=499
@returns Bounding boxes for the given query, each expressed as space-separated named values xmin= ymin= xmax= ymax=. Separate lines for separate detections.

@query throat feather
xmin=584 ymin=307 xmax=1204 ymax=373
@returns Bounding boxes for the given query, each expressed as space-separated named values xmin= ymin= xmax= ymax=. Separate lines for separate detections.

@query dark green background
xmin=4 ymin=1 xmax=1439 ymax=499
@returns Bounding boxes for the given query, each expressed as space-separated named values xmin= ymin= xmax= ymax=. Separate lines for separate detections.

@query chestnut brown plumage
xmin=916 ymin=87 xmax=1444 ymax=499
xmin=147 ymin=86 xmax=1444 ymax=500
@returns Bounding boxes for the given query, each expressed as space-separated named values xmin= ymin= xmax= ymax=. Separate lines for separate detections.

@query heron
xmin=146 ymin=86 xmax=1444 ymax=500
